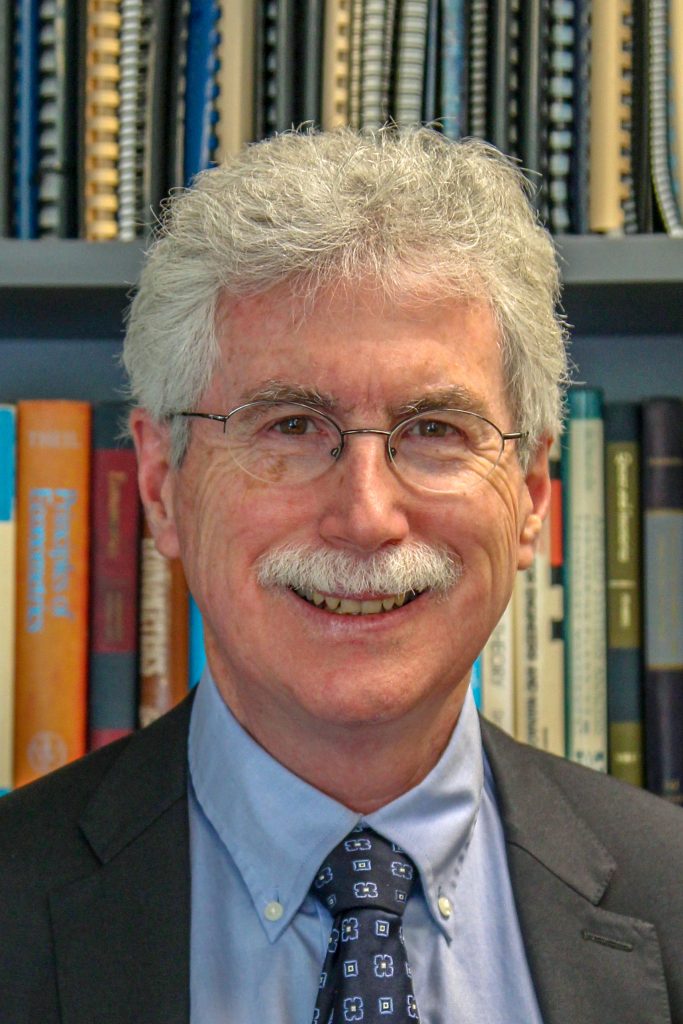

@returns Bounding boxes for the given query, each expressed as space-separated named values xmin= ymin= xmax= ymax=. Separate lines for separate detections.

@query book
xmin=486 ymin=0 xmax=514 ymax=151
xmin=184 ymin=0 xmax=221 ymax=181
xmin=188 ymin=594 xmax=206 ymax=688
xmin=650 ymin=0 xmax=683 ymax=234
xmin=571 ymin=0 xmax=591 ymax=234
xmin=544 ymin=435 xmax=565 ymax=756
xmin=468 ymin=0 xmax=488 ymax=139
xmin=215 ymin=0 xmax=256 ymax=158
xmin=440 ymin=0 xmax=467 ymax=139
xmin=84 ymin=0 xmax=121 ymax=241
xmin=13 ymin=400 xmax=91 ymax=788
xmin=117 ymin=0 xmax=147 ymax=240
xmin=393 ymin=0 xmax=429 ymax=126
xmin=0 ymin=0 xmax=14 ymax=235
xmin=321 ymin=0 xmax=351 ymax=129
xmin=604 ymin=403 xmax=644 ymax=787
xmin=513 ymin=559 xmax=543 ymax=748
xmin=562 ymin=388 xmax=608 ymax=772
xmin=360 ymin=0 xmax=392 ymax=128
xmin=14 ymin=0 xmax=41 ymax=238
xmin=37 ymin=0 xmax=79 ymax=237
xmin=0 ymin=406 xmax=17 ymax=794
xmin=547 ymin=0 xmax=575 ymax=233
xmin=642 ymin=397 xmax=683 ymax=804
xmin=88 ymin=403 xmax=141 ymax=751
xmin=589 ymin=0 xmax=632 ymax=233
xmin=631 ymin=0 xmax=653 ymax=232
xmin=518 ymin=0 xmax=550 ymax=219
xmin=670 ymin=0 xmax=683 ymax=211
xmin=138 ymin=517 xmax=189 ymax=727
xmin=481 ymin=596 xmax=515 ymax=735
xmin=422 ymin=0 xmax=441 ymax=123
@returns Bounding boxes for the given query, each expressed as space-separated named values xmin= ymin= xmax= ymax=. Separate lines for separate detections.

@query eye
xmin=274 ymin=415 xmax=314 ymax=435
xmin=415 ymin=418 xmax=457 ymax=439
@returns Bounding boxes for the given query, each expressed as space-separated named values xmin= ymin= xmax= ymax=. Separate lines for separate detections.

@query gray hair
xmin=123 ymin=126 xmax=569 ymax=469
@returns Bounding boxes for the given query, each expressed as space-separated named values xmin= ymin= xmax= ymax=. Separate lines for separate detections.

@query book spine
xmin=563 ymin=388 xmax=608 ymax=772
xmin=650 ymin=0 xmax=683 ymax=234
xmin=470 ymin=653 xmax=482 ymax=710
xmin=543 ymin=435 xmax=565 ymax=756
xmin=513 ymin=557 xmax=543 ymax=748
xmin=642 ymin=397 xmax=683 ymax=803
xmin=215 ymin=0 xmax=255 ymax=157
xmin=571 ymin=0 xmax=591 ymax=234
xmin=604 ymin=403 xmax=644 ymax=786
xmin=393 ymin=0 xmax=429 ymax=126
xmin=487 ymin=0 xmax=512 ymax=151
xmin=347 ymin=0 xmax=363 ymax=129
xmin=184 ymin=0 xmax=220 ymax=181
xmin=518 ymin=0 xmax=551 ymax=218
xmin=360 ymin=0 xmax=389 ymax=128
xmin=84 ymin=0 xmax=121 ymax=241
xmin=589 ymin=0 xmax=631 ymax=233
xmin=117 ymin=0 xmax=144 ymax=240
xmin=468 ymin=0 xmax=488 ymax=139
xmin=0 ymin=1 xmax=14 ymax=235
xmin=440 ymin=0 xmax=467 ymax=139
xmin=631 ymin=0 xmax=653 ymax=231
xmin=670 ymin=0 xmax=683 ymax=209
xmin=482 ymin=596 xmax=515 ymax=735
xmin=321 ymin=0 xmax=351 ymax=128
xmin=139 ymin=518 xmax=189 ymax=727
xmin=548 ymin=0 xmax=574 ymax=233
xmin=13 ymin=400 xmax=91 ymax=787
xmin=88 ymin=403 xmax=141 ymax=751
xmin=188 ymin=593 xmax=206 ymax=688
xmin=0 ymin=406 xmax=17 ymax=794
xmin=14 ymin=0 xmax=41 ymax=238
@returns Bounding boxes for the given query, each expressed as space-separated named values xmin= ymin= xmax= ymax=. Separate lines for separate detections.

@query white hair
xmin=123 ymin=126 xmax=569 ymax=468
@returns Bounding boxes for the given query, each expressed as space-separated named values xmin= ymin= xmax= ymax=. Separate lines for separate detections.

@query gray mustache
xmin=256 ymin=542 xmax=462 ymax=596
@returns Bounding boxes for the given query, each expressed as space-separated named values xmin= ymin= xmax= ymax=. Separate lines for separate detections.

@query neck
xmin=212 ymin=673 xmax=469 ymax=813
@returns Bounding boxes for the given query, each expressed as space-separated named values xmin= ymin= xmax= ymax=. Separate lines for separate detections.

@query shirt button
xmin=438 ymin=895 xmax=453 ymax=919
xmin=264 ymin=900 xmax=284 ymax=922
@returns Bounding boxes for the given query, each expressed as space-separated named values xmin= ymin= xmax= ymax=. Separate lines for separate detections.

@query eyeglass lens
xmin=221 ymin=402 xmax=505 ymax=492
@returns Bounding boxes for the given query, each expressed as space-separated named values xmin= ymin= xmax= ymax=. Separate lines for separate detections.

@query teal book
xmin=562 ymin=388 xmax=608 ymax=772
xmin=0 ymin=405 xmax=17 ymax=794
xmin=189 ymin=595 xmax=206 ymax=688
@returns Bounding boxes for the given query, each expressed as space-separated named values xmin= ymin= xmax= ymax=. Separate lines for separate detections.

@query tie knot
xmin=311 ymin=826 xmax=417 ymax=917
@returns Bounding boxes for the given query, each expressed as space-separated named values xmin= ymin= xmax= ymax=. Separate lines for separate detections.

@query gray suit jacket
xmin=1 ymin=691 xmax=682 ymax=1024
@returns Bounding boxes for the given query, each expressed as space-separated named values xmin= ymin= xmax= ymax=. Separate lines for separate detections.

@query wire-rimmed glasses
xmin=173 ymin=400 xmax=526 ymax=494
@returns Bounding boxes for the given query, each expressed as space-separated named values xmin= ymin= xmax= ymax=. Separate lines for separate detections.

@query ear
xmin=517 ymin=436 xmax=552 ymax=571
xmin=129 ymin=408 xmax=182 ymax=560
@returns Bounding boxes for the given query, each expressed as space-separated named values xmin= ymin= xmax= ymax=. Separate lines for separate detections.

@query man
xmin=1 ymin=128 xmax=681 ymax=1024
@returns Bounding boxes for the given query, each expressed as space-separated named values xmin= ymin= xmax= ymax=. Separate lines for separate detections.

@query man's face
xmin=134 ymin=281 xmax=549 ymax=752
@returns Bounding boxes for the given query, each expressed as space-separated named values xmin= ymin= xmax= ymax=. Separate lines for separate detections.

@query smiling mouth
xmin=291 ymin=587 xmax=425 ymax=615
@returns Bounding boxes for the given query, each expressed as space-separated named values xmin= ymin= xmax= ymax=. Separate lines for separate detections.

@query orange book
xmin=13 ymin=401 xmax=91 ymax=787
xmin=138 ymin=516 xmax=189 ymax=727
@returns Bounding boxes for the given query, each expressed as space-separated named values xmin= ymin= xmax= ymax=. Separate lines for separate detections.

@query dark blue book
xmin=642 ymin=398 xmax=683 ymax=804
xmin=440 ymin=0 xmax=467 ymax=138
xmin=184 ymin=0 xmax=221 ymax=183
xmin=14 ymin=0 xmax=40 ymax=237
xmin=571 ymin=0 xmax=590 ymax=234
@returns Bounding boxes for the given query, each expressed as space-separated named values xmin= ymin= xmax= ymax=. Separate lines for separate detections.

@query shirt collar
xmin=189 ymin=671 xmax=484 ymax=941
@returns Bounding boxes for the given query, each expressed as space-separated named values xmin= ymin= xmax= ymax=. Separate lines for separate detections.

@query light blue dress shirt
xmin=188 ymin=672 xmax=544 ymax=1023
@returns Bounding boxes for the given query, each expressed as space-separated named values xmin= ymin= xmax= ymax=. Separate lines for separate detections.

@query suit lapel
xmin=481 ymin=720 xmax=671 ymax=1024
xmin=49 ymin=696 xmax=195 ymax=1024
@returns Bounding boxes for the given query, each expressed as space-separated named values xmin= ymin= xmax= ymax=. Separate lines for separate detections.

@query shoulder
xmin=0 ymin=693 xmax=195 ymax=889
xmin=480 ymin=715 xmax=683 ymax=876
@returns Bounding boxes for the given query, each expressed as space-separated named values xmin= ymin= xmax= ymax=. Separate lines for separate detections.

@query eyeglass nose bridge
xmin=330 ymin=426 xmax=396 ymax=461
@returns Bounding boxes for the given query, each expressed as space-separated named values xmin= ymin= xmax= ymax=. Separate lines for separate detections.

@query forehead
xmin=209 ymin=281 xmax=508 ymax=421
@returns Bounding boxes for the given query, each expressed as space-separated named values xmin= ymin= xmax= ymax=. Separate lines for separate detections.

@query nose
xmin=317 ymin=433 xmax=411 ymax=554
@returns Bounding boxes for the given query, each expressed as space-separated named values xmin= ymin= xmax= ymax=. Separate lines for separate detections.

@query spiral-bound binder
xmin=84 ymin=0 xmax=121 ymax=241
xmin=321 ymin=0 xmax=351 ymax=128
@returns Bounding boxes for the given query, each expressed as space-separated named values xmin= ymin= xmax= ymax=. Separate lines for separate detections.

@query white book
xmin=482 ymin=596 xmax=515 ymax=736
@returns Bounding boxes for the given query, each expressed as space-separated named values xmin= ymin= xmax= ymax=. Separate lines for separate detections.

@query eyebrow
xmin=394 ymin=386 xmax=492 ymax=420
xmin=239 ymin=380 xmax=492 ymax=421
xmin=239 ymin=381 xmax=336 ymax=412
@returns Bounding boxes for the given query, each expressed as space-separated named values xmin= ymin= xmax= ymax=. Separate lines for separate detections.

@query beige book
xmin=589 ymin=0 xmax=631 ymax=233
xmin=322 ymin=0 xmax=351 ymax=128
xmin=84 ymin=0 xmax=121 ymax=241
xmin=215 ymin=0 xmax=256 ymax=161
xmin=481 ymin=596 xmax=515 ymax=736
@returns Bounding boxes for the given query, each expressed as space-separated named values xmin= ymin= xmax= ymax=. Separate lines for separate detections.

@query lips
xmin=291 ymin=587 xmax=423 ymax=615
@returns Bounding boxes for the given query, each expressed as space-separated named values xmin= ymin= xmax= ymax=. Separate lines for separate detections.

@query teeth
xmin=294 ymin=587 xmax=421 ymax=615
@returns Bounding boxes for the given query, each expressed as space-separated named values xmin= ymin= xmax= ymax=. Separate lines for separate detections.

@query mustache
xmin=256 ymin=542 xmax=462 ymax=596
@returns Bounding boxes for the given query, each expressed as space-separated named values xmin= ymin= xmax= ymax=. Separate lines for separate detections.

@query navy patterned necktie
xmin=310 ymin=825 xmax=420 ymax=1023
